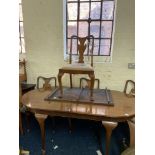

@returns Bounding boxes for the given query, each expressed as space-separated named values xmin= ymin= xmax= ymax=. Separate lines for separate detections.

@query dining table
xmin=21 ymin=88 xmax=135 ymax=155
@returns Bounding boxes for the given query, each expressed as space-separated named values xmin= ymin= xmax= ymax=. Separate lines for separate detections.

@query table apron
xmin=29 ymin=109 xmax=134 ymax=122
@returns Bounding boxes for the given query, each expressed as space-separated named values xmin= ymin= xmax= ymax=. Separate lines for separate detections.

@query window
xmin=19 ymin=0 xmax=26 ymax=53
xmin=64 ymin=0 xmax=116 ymax=59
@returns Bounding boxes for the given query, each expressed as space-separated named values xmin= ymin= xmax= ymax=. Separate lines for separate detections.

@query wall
xmin=21 ymin=0 xmax=135 ymax=91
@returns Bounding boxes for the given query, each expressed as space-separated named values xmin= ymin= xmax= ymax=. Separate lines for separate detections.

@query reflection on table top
xmin=22 ymin=89 xmax=135 ymax=120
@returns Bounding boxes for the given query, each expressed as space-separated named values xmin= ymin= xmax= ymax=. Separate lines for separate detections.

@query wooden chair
xmin=121 ymin=120 xmax=135 ymax=155
xmin=19 ymin=59 xmax=26 ymax=135
xmin=19 ymin=59 xmax=36 ymax=132
xmin=121 ymin=80 xmax=135 ymax=155
xmin=37 ymin=76 xmax=72 ymax=132
xmin=37 ymin=76 xmax=57 ymax=90
xmin=58 ymin=35 xmax=95 ymax=101
xmin=19 ymin=59 xmax=27 ymax=82
xmin=79 ymin=78 xmax=118 ymax=155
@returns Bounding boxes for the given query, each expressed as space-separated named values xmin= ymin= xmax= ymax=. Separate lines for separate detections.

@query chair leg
xmin=52 ymin=117 xmax=55 ymax=131
xmin=26 ymin=112 xmax=31 ymax=132
xmin=70 ymin=74 xmax=73 ymax=88
xmin=19 ymin=112 xmax=24 ymax=135
xmin=89 ymin=73 xmax=95 ymax=101
xmin=58 ymin=72 xmax=64 ymax=98
xmin=68 ymin=118 xmax=73 ymax=133
xmin=127 ymin=120 xmax=135 ymax=147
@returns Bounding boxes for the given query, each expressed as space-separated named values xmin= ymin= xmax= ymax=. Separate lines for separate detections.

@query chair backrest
xmin=69 ymin=35 xmax=94 ymax=67
xmin=37 ymin=76 xmax=57 ymax=90
xmin=79 ymin=77 xmax=100 ymax=89
xmin=123 ymin=80 xmax=135 ymax=97
xmin=19 ymin=59 xmax=27 ymax=82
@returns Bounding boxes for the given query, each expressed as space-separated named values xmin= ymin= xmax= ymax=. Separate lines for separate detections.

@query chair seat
xmin=60 ymin=63 xmax=94 ymax=72
xmin=121 ymin=147 xmax=135 ymax=155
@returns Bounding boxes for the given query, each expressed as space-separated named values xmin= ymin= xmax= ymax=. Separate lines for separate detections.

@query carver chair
xmin=58 ymin=35 xmax=95 ymax=100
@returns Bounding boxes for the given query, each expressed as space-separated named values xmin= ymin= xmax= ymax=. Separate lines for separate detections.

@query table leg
xmin=58 ymin=71 xmax=64 ymax=98
xmin=89 ymin=73 xmax=95 ymax=101
xmin=102 ymin=121 xmax=118 ymax=155
xmin=35 ymin=114 xmax=48 ymax=155
xmin=127 ymin=120 xmax=135 ymax=147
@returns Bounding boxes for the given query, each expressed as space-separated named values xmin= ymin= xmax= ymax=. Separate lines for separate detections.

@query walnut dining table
xmin=21 ymin=89 xmax=135 ymax=155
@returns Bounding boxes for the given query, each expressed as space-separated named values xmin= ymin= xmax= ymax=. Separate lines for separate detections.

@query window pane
xmin=67 ymin=39 xmax=77 ymax=54
xmin=19 ymin=4 xmax=23 ymax=21
xmin=79 ymin=22 xmax=88 ymax=37
xmin=68 ymin=3 xmax=77 ymax=20
xmin=80 ymin=3 xmax=89 ymax=19
xmin=100 ymin=39 xmax=110 ymax=55
xmin=68 ymin=22 xmax=77 ymax=37
xmin=90 ymin=21 xmax=100 ymax=38
xmin=102 ymin=1 xmax=114 ymax=20
xmin=68 ymin=0 xmax=77 ymax=1
xmin=21 ymin=38 xmax=26 ymax=53
xmin=93 ymin=39 xmax=99 ymax=55
xmin=19 ymin=39 xmax=21 ymax=53
xmin=101 ymin=21 xmax=112 ymax=38
xmin=90 ymin=2 xmax=101 ymax=19
xmin=19 ymin=22 xmax=24 ymax=37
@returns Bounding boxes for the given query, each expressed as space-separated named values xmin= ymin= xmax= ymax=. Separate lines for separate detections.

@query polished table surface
xmin=22 ymin=89 xmax=134 ymax=121
xmin=22 ymin=89 xmax=135 ymax=155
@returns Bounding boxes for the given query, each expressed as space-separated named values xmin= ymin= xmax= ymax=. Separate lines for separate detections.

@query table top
xmin=22 ymin=89 xmax=135 ymax=122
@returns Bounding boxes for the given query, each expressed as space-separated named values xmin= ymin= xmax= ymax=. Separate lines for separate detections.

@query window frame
xmin=19 ymin=1 xmax=26 ymax=53
xmin=63 ymin=0 xmax=117 ymax=63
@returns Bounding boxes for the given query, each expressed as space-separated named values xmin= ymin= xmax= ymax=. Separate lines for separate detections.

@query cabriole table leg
xmin=102 ymin=121 xmax=118 ymax=155
xmin=35 ymin=114 xmax=48 ymax=155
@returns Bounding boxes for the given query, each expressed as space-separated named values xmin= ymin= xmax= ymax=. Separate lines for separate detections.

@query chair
xmin=37 ymin=76 xmax=73 ymax=132
xmin=19 ymin=59 xmax=36 ymax=132
xmin=121 ymin=120 xmax=135 ymax=155
xmin=58 ymin=35 xmax=95 ymax=100
xmin=79 ymin=78 xmax=118 ymax=155
xmin=19 ymin=59 xmax=27 ymax=82
xmin=123 ymin=80 xmax=135 ymax=144
xmin=37 ymin=76 xmax=57 ymax=90
xmin=121 ymin=80 xmax=135 ymax=155
xmin=19 ymin=59 xmax=26 ymax=134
